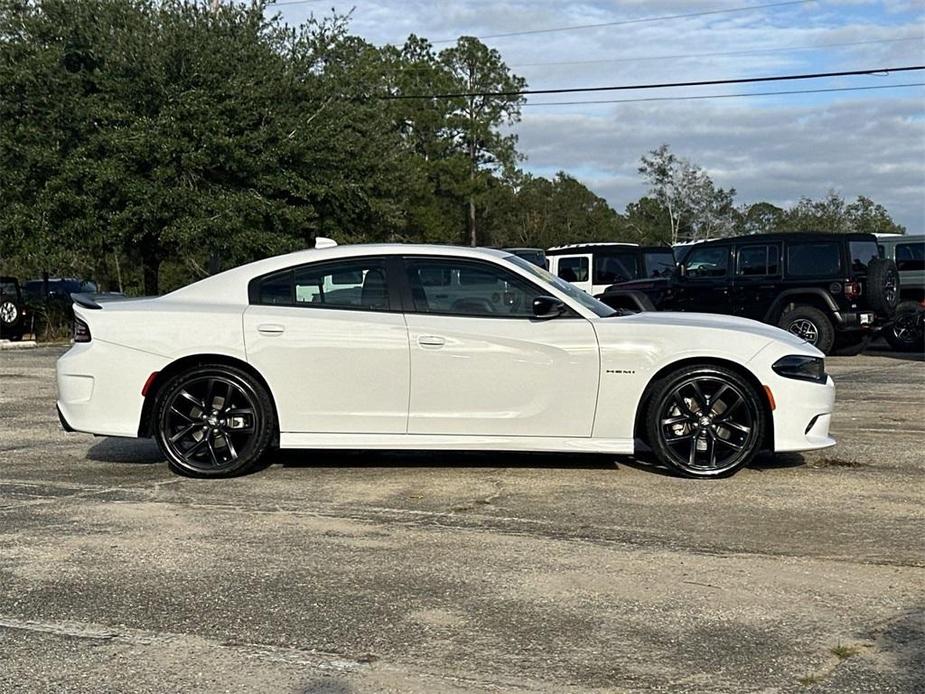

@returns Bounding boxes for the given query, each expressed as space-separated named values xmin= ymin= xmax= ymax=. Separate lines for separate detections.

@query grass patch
xmin=798 ymin=673 xmax=824 ymax=686
xmin=830 ymin=643 xmax=862 ymax=660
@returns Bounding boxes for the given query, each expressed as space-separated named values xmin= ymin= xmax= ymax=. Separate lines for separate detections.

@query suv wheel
xmin=778 ymin=306 xmax=834 ymax=354
xmin=154 ymin=364 xmax=275 ymax=477
xmin=645 ymin=365 xmax=765 ymax=478
xmin=884 ymin=301 xmax=924 ymax=353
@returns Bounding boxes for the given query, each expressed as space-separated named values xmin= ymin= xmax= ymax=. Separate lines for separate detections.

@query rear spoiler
xmin=70 ymin=293 xmax=102 ymax=310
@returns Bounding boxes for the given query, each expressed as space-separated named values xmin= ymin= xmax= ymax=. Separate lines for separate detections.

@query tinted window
xmin=895 ymin=242 xmax=925 ymax=272
xmin=848 ymin=240 xmax=881 ymax=273
xmin=256 ymin=259 xmax=391 ymax=311
xmin=406 ymin=258 xmax=542 ymax=317
xmin=737 ymin=244 xmax=780 ymax=276
xmin=0 ymin=281 xmax=18 ymax=297
xmin=557 ymin=257 xmax=589 ymax=283
xmin=787 ymin=241 xmax=841 ymax=277
xmin=643 ymin=250 xmax=676 ymax=278
xmin=593 ymin=251 xmax=638 ymax=285
xmin=684 ymin=246 xmax=729 ymax=278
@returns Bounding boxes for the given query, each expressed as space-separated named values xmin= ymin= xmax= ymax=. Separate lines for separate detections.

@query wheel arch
xmin=137 ymin=353 xmax=279 ymax=440
xmin=762 ymin=288 xmax=839 ymax=324
xmin=633 ymin=356 xmax=775 ymax=451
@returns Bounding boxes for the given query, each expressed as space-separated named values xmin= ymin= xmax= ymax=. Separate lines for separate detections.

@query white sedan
xmin=56 ymin=244 xmax=835 ymax=478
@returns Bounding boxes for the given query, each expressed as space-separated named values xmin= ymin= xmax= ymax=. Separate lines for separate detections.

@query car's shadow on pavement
xmin=86 ymin=437 xmax=809 ymax=477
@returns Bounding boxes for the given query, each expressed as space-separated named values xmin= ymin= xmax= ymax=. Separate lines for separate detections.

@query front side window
xmin=895 ymin=242 xmax=924 ymax=272
xmin=255 ymin=258 xmax=390 ymax=311
xmin=848 ymin=240 xmax=881 ymax=273
xmin=643 ymin=250 xmax=676 ymax=278
xmin=556 ymin=256 xmax=589 ymax=283
xmin=405 ymin=258 xmax=543 ymax=318
xmin=593 ymin=251 xmax=639 ymax=285
xmin=684 ymin=246 xmax=729 ymax=278
xmin=736 ymin=244 xmax=780 ymax=276
xmin=787 ymin=241 xmax=841 ymax=277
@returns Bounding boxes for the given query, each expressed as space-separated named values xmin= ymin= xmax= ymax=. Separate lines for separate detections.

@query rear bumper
xmin=56 ymin=341 xmax=167 ymax=438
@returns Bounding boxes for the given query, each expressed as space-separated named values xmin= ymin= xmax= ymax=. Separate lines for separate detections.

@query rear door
xmin=732 ymin=242 xmax=782 ymax=320
xmin=243 ymin=256 xmax=410 ymax=434
xmin=400 ymin=256 xmax=599 ymax=437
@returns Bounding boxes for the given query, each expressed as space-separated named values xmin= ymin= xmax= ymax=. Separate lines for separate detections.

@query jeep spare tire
xmin=866 ymin=258 xmax=900 ymax=317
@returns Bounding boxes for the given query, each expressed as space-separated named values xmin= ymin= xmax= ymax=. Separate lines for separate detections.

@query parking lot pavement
xmin=1 ymin=347 xmax=923 ymax=693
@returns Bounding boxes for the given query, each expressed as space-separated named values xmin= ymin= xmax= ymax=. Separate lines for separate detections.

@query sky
xmin=266 ymin=0 xmax=924 ymax=230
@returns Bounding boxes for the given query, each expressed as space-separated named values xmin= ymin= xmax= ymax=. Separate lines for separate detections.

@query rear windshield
xmin=848 ymin=240 xmax=881 ymax=273
xmin=593 ymin=250 xmax=639 ymax=285
xmin=895 ymin=241 xmax=925 ymax=272
xmin=643 ymin=250 xmax=676 ymax=278
xmin=787 ymin=241 xmax=841 ymax=277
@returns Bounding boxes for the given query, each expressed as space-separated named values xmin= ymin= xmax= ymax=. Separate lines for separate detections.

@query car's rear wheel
xmin=645 ymin=365 xmax=765 ymax=478
xmin=154 ymin=365 xmax=274 ymax=477
xmin=778 ymin=305 xmax=835 ymax=354
xmin=884 ymin=301 xmax=924 ymax=352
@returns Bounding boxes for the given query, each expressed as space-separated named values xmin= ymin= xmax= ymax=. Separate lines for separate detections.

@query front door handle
xmin=418 ymin=335 xmax=446 ymax=348
xmin=257 ymin=323 xmax=286 ymax=335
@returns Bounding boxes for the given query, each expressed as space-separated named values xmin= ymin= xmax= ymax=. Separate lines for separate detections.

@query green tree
xmin=438 ymin=37 xmax=526 ymax=246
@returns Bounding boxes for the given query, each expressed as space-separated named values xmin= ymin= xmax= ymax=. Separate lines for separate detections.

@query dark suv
xmin=0 ymin=276 xmax=28 ymax=341
xmin=599 ymin=232 xmax=899 ymax=354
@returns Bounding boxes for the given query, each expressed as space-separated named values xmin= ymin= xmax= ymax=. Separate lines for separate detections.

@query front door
xmin=675 ymin=244 xmax=733 ymax=314
xmin=400 ymin=256 xmax=599 ymax=437
xmin=243 ymin=256 xmax=410 ymax=434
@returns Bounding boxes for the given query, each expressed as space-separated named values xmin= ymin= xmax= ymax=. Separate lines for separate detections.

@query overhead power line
xmin=509 ymin=35 xmax=925 ymax=69
xmin=523 ymin=82 xmax=925 ymax=106
xmin=430 ymin=0 xmax=816 ymax=44
xmin=382 ymin=65 xmax=925 ymax=100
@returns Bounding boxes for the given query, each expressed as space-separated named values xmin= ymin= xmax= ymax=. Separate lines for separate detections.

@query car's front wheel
xmin=645 ymin=365 xmax=765 ymax=478
xmin=154 ymin=364 xmax=275 ymax=477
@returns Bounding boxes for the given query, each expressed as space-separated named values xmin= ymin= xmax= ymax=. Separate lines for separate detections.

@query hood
xmin=609 ymin=310 xmax=817 ymax=352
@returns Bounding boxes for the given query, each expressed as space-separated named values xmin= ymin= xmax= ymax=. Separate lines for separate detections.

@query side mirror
xmin=533 ymin=295 xmax=566 ymax=319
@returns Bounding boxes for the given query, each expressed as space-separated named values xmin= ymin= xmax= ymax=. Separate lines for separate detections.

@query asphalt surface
xmin=1 ymin=345 xmax=923 ymax=693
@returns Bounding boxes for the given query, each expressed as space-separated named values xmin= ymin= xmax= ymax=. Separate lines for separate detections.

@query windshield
xmin=504 ymin=255 xmax=616 ymax=317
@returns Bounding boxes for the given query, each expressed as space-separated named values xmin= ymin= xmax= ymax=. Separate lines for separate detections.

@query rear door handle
xmin=257 ymin=323 xmax=286 ymax=335
xmin=418 ymin=335 xmax=445 ymax=348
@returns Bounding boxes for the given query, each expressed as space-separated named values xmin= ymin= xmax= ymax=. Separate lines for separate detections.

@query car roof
xmin=877 ymin=233 xmax=924 ymax=243
xmin=685 ymin=232 xmax=878 ymax=247
xmin=546 ymin=242 xmax=638 ymax=255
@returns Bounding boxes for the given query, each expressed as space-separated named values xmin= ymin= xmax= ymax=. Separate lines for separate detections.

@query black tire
xmin=866 ymin=258 xmax=900 ymax=317
xmin=778 ymin=305 xmax=835 ymax=354
xmin=884 ymin=301 xmax=924 ymax=352
xmin=153 ymin=364 xmax=275 ymax=478
xmin=645 ymin=364 xmax=766 ymax=478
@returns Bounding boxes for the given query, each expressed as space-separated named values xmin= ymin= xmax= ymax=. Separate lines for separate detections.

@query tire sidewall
xmin=779 ymin=306 xmax=835 ymax=354
xmin=645 ymin=366 xmax=765 ymax=478
xmin=154 ymin=365 xmax=273 ymax=477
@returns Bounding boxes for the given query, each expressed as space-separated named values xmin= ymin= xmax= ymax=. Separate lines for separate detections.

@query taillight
xmin=73 ymin=317 xmax=91 ymax=343
xmin=844 ymin=280 xmax=861 ymax=301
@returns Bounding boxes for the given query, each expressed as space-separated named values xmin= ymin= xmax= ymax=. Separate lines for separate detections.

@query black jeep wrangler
xmin=599 ymin=232 xmax=899 ymax=354
xmin=0 ymin=276 xmax=28 ymax=341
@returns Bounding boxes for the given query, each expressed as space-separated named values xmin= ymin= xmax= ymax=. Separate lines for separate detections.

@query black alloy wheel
xmin=646 ymin=366 xmax=764 ymax=478
xmin=154 ymin=365 xmax=274 ymax=477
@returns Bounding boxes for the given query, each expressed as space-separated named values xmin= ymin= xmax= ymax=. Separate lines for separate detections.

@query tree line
xmin=0 ymin=0 xmax=906 ymax=295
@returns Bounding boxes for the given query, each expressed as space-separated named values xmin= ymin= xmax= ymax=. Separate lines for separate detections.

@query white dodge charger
xmin=56 ymin=244 xmax=835 ymax=478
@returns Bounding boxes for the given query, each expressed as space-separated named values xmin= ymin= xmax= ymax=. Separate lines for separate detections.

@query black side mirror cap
xmin=533 ymin=295 xmax=566 ymax=318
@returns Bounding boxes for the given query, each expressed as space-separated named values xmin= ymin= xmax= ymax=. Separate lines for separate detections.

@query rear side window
xmin=684 ymin=246 xmax=729 ymax=278
xmin=848 ymin=241 xmax=881 ymax=273
xmin=556 ymin=257 xmax=589 ymax=283
xmin=787 ymin=242 xmax=841 ymax=277
xmin=736 ymin=244 xmax=780 ymax=276
xmin=593 ymin=251 xmax=639 ymax=285
xmin=895 ymin=242 xmax=925 ymax=272
xmin=254 ymin=259 xmax=391 ymax=311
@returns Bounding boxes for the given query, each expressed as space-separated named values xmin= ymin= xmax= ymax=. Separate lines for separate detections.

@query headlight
xmin=772 ymin=355 xmax=826 ymax=383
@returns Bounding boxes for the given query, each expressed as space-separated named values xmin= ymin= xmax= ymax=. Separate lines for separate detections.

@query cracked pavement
xmin=1 ymin=346 xmax=923 ymax=692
